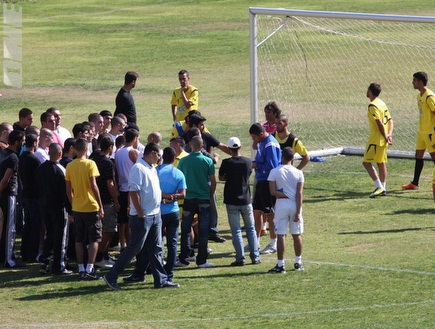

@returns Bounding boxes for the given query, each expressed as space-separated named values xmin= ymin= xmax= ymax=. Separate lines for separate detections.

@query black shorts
xmin=73 ymin=211 xmax=102 ymax=243
xmin=252 ymin=180 xmax=275 ymax=213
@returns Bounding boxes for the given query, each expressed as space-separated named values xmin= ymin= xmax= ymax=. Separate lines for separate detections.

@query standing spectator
xmin=41 ymin=111 xmax=63 ymax=147
xmin=219 ymin=137 xmax=260 ymax=266
xmin=36 ymin=143 xmax=72 ymax=275
xmin=19 ymin=134 xmax=42 ymax=262
xmin=267 ymin=147 xmax=305 ymax=273
xmin=171 ymin=70 xmax=199 ymax=122
xmin=99 ymin=110 xmax=113 ymax=134
xmin=13 ymin=108 xmax=33 ymax=132
xmin=90 ymin=135 xmax=120 ymax=268
xmin=402 ymin=71 xmax=435 ymax=190
xmin=60 ymin=138 xmax=76 ymax=168
xmin=114 ymin=71 xmax=139 ymax=124
xmin=249 ymin=123 xmax=281 ymax=254
xmin=107 ymin=116 xmax=126 ymax=156
xmin=363 ymin=83 xmax=393 ymax=197
xmin=103 ymin=143 xmax=180 ymax=290
xmin=65 ymin=138 xmax=104 ymax=280
xmin=47 ymin=107 xmax=71 ymax=144
xmin=170 ymin=137 xmax=189 ymax=167
xmin=0 ymin=130 xmax=24 ymax=268
xmin=262 ymin=101 xmax=281 ymax=134
xmin=34 ymin=128 xmax=53 ymax=164
xmin=88 ymin=113 xmax=105 ymax=153
xmin=114 ymin=128 xmax=140 ymax=251
xmin=0 ymin=123 xmax=13 ymax=151
xmin=178 ymin=136 xmax=216 ymax=268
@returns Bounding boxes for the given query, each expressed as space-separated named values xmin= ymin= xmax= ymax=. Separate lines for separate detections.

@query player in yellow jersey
xmin=362 ymin=83 xmax=393 ymax=198
xmin=402 ymin=72 xmax=435 ymax=190
xmin=171 ymin=70 xmax=199 ymax=122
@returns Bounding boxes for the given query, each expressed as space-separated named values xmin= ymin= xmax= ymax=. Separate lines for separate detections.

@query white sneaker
xmin=95 ymin=259 xmax=113 ymax=268
xmin=197 ymin=262 xmax=214 ymax=268
xmin=105 ymin=257 xmax=116 ymax=266
xmin=186 ymin=255 xmax=196 ymax=262
xmin=259 ymin=243 xmax=277 ymax=254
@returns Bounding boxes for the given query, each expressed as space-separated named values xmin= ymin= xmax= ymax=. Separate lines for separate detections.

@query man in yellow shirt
xmin=402 ymin=71 xmax=435 ymax=190
xmin=66 ymin=138 xmax=104 ymax=280
xmin=362 ymin=83 xmax=393 ymax=198
xmin=171 ymin=70 xmax=199 ymax=122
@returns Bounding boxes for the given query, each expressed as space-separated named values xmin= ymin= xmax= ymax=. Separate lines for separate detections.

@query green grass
xmin=1 ymin=0 xmax=435 ymax=328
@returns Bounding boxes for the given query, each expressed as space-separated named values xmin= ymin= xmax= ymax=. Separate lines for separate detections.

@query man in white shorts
xmin=267 ymin=147 xmax=304 ymax=273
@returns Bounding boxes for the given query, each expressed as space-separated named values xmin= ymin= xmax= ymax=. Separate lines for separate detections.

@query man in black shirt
xmin=114 ymin=71 xmax=139 ymax=124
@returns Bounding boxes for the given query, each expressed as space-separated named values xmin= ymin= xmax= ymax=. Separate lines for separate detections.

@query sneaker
xmin=267 ymin=264 xmax=286 ymax=274
xmin=175 ymin=258 xmax=189 ymax=267
xmin=85 ymin=269 xmax=101 ymax=280
xmin=293 ymin=263 xmax=304 ymax=271
xmin=186 ymin=255 xmax=196 ymax=262
xmin=123 ymin=274 xmax=145 ymax=283
xmin=402 ymin=182 xmax=419 ymax=190
xmin=252 ymin=258 xmax=261 ymax=265
xmin=230 ymin=260 xmax=245 ymax=266
xmin=103 ymin=275 xmax=121 ymax=290
xmin=369 ymin=187 xmax=385 ymax=198
xmin=260 ymin=243 xmax=277 ymax=254
xmin=381 ymin=190 xmax=387 ymax=196
xmin=78 ymin=271 xmax=87 ymax=280
xmin=108 ymin=245 xmax=121 ymax=251
xmin=158 ymin=282 xmax=180 ymax=289
xmin=95 ymin=259 xmax=113 ymax=268
xmin=209 ymin=234 xmax=226 ymax=243
xmin=55 ymin=268 xmax=73 ymax=275
xmin=197 ymin=262 xmax=214 ymax=268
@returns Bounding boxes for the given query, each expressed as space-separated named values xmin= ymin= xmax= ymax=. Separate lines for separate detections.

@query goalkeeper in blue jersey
xmin=362 ymin=83 xmax=393 ymax=198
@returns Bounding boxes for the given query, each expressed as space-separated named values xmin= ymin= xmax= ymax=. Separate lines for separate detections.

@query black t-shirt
xmin=91 ymin=153 xmax=115 ymax=204
xmin=19 ymin=151 xmax=40 ymax=199
xmin=219 ymin=156 xmax=252 ymax=205
xmin=0 ymin=148 xmax=19 ymax=197
xmin=114 ymin=88 xmax=136 ymax=124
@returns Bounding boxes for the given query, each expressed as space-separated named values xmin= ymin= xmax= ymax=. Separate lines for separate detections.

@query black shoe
xmin=267 ymin=264 xmax=286 ymax=274
xmin=251 ymin=258 xmax=261 ymax=265
xmin=123 ymin=274 xmax=145 ymax=283
xmin=39 ymin=263 xmax=50 ymax=274
xmin=209 ymin=234 xmax=226 ymax=243
xmin=293 ymin=263 xmax=304 ymax=271
xmin=158 ymin=282 xmax=180 ymax=289
xmin=78 ymin=271 xmax=87 ymax=280
xmin=230 ymin=260 xmax=245 ymax=266
xmin=85 ymin=269 xmax=101 ymax=280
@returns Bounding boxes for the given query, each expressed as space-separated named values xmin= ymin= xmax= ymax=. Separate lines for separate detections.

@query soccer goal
xmin=250 ymin=7 xmax=435 ymax=158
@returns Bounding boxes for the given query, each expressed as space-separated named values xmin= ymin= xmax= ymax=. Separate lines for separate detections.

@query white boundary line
xmin=1 ymin=299 xmax=434 ymax=327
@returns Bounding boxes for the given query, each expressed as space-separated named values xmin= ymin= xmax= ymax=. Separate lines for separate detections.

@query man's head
xmin=8 ymin=130 xmax=25 ymax=152
xmin=88 ymin=113 xmax=104 ymax=134
xmin=124 ymin=71 xmax=139 ymax=89
xmin=99 ymin=110 xmax=112 ymax=131
xmin=72 ymin=123 xmax=90 ymax=139
xmin=40 ymin=112 xmax=56 ymax=131
xmin=0 ymin=122 xmax=13 ymax=143
xmin=46 ymin=107 xmax=62 ymax=129
xmin=162 ymin=147 xmax=176 ymax=164
xmin=249 ymin=123 xmax=267 ymax=144
xmin=48 ymin=143 xmax=63 ymax=162
xmin=18 ymin=108 xmax=33 ymax=129
xmin=264 ymin=101 xmax=281 ymax=123
xmin=98 ymin=133 xmax=114 ymax=155
xmin=63 ymin=138 xmax=76 ymax=157
xmin=367 ymin=83 xmax=382 ymax=98
xmin=74 ymin=138 xmax=88 ymax=157
xmin=281 ymin=146 xmax=295 ymax=164
xmin=170 ymin=137 xmax=185 ymax=155
xmin=188 ymin=113 xmax=206 ymax=129
xmin=110 ymin=115 xmax=126 ymax=134
xmin=25 ymin=133 xmax=38 ymax=150
xmin=178 ymin=69 xmax=190 ymax=88
xmin=39 ymin=128 xmax=54 ymax=148
xmin=275 ymin=114 xmax=289 ymax=134
xmin=413 ymin=71 xmax=428 ymax=89
xmin=124 ymin=128 xmax=139 ymax=145
xmin=190 ymin=136 xmax=203 ymax=152
xmin=143 ymin=142 xmax=161 ymax=165
xmin=227 ymin=136 xmax=241 ymax=155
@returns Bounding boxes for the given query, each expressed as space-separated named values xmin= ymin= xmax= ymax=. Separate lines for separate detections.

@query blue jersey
xmin=254 ymin=134 xmax=281 ymax=181
xmin=157 ymin=163 xmax=186 ymax=215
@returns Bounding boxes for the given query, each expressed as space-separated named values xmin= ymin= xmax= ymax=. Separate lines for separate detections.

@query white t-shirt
xmin=267 ymin=164 xmax=304 ymax=202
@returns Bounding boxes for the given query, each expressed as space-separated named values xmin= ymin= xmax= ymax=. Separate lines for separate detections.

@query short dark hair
xmin=74 ymin=138 xmax=88 ymax=152
xmin=25 ymin=133 xmax=38 ymax=148
xmin=282 ymin=146 xmax=295 ymax=162
xmin=49 ymin=143 xmax=62 ymax=157
xmin=144 ymin=142 xmax=159 ymax=156
xmin=99 ymin=134 xmax=114 ymax=152
xmin=249 ymin=123 xmax=265 ymax=136
xmin=413 ymin=71 xmax=428 ymax=85
xmin=162 ymin=147 xmax=176 ymax=164
xmin=170 ymin=137 xmax=185 ymax=148
xmin=19 ymin=108 xmax=32 ymax=119
xmin=125 ymin=71 xmax=139 ymax=84
xmin=88 ymin=113 xmax=101 ymax=123
xmin=115 ymin=135 xmax=126 ymax=148
xmin=368 ymin=83 xmax=382 ymax=97
xmin=99 ymin=110 xmax=112 ymax=117
xmin=186 ymin=127 xmax=201 ymax=142
xmin=178 ymin=69 xmax=189 ymax=76
xmin=40 ymin=111 xmax=53 ymax=123
xmin=188 ymin=113 xmax=206 ymax=127
xmin=63 ymin=138 xmax=76 ymax=155
xmin=124 ymin=128 xmax=139 ymax=143
xmin=8 ymin=130 xmax=24 ymax=145
xmin=72 ymin=123 xmax=88 ymax=138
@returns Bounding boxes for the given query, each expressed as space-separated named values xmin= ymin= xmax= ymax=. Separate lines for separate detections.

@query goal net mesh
xmin=253 ymin=10 xmax=435 ymax=155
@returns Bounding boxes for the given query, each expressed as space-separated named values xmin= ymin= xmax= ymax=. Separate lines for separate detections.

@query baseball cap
xmin=227 ymin=137 xmax=241 ymax=149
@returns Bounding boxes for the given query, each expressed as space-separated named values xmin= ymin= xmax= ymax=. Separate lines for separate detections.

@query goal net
xmin=250 ymin=8 xmax=435 ymax=158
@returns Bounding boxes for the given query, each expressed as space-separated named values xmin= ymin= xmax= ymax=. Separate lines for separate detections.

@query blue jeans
xmin=162 ymin=212 xmax=179 ymax=281
xmin=226 ymin=204 xmax=259 ymax=262
xmin=105 ymin=214 xmax=168 ymax=287
xmin=180 ymin=198 xmax=211 ymax=265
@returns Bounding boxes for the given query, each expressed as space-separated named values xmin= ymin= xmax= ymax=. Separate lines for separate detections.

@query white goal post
xmin=250 ymin=7 xmax=435 ymax=159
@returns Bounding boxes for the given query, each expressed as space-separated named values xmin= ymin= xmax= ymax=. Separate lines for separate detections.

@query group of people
xmin=362 ymin=71 xmax=435 ymax=199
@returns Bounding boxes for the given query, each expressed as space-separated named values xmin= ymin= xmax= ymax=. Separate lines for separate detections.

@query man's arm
xmin=171 ymin=105 xmax=177 ymax=122
xmin=107 ymin=178 xmax=120 ymax=213
xmin=209 ymin=174 xmax=216 ymax=195
xmin=89 ymin=176 xmax=104 ymax=219
xmin=65 ymin=180 xmax=73 ymax=205
xmin=0 ymin=168 xmax=14 ymax=196
xmin=129 ymin=191 xmax=144 ymax=218
xmin=294 ymin=182 xmax=304 ymax=222
xmin=268 ymin=180 xmax=287 ymax=199
xmin=216 ymin=143 xmax=232 ymax=156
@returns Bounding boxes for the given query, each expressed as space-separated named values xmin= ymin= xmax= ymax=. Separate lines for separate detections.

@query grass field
xmin=1 ymin=1 xmax=435 ymax=328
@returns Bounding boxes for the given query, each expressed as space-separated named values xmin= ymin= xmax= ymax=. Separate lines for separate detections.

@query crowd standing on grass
xmin=5 ymin=69 xmax=433 ymax=289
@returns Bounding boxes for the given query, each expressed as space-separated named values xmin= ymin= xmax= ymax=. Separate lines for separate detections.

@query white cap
xmin=227 ymin=137 xmax=241 ymax=149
